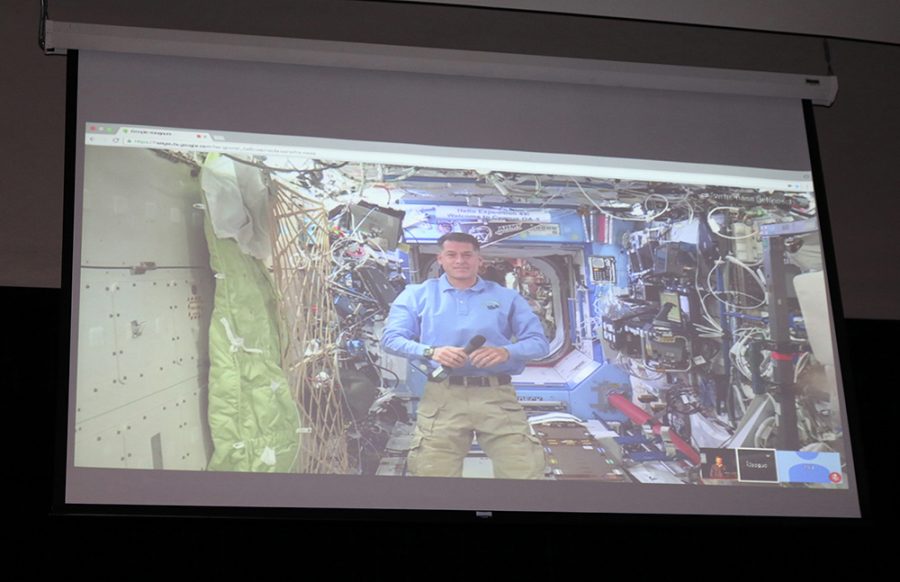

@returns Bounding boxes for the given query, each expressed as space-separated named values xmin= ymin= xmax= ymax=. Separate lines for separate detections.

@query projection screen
xmin=60 ymin=34 xmax=859 ymax=518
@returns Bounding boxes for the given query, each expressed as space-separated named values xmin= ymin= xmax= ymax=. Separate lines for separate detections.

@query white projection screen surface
xmin=65 ymin=47 xmax=860 ymax=518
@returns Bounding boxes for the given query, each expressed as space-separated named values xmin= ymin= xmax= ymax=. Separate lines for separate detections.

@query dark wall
xmin=2 ymin=0 xmax=898 ymax=322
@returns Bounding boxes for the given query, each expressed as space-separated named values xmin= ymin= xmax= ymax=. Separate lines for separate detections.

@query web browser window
xmin=67 ymin=120 xmax=856 ymax=517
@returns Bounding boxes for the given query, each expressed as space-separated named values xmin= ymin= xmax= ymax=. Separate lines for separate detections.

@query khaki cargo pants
xmin=406 ymin=380 xmax=546 ymax=479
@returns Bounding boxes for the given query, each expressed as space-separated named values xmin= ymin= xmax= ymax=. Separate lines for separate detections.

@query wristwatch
xmin=423 ymin=346 xmax=435 ymax=359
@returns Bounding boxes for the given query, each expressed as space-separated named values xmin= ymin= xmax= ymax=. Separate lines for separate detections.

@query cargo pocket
xmin=405 ymin=434 xmax=424 ymax=476
xmin=498 ymin=400 xmax=529 ymax=431
xmin=527 ymin=433 xmax=549 ymax=478
xmin=414 ymin=398 xmax=443 ymax=436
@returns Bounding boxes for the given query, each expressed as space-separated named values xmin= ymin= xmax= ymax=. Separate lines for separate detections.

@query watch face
xmin=424 ymin=347 xmax=434 ymax=358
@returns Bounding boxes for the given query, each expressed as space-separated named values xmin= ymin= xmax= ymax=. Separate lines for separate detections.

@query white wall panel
xmin=74 ymin=142 xmax=214 ymax=469
xmin=76 ymin=379 xmax=209 ymax=470
xmin=74 ymin=270 xmax=118 ymax=421
xmin=81 ymin=147 xmax=207 ymax=268
xmin=73 ymin=424 xmax=127 ymax=468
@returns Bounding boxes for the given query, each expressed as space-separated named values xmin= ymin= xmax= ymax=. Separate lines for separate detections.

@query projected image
xmin=73 ymin=125 xmax=848 ymax=489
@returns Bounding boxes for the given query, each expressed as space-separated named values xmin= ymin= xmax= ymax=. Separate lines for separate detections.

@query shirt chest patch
xmin=483 ymin=300 xmax=501 ymax=310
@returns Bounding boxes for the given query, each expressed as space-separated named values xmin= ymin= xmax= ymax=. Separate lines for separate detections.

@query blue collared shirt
xmin=381 ymin=274 xmax=549 ymax=376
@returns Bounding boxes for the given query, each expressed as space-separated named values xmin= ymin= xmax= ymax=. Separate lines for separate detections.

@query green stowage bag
xmin=201 ymin=158 xmax=300 ymax=473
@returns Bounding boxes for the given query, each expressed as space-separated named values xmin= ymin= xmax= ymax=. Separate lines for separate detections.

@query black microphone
xmin=429 ymin=335 xmax=487 ymax=381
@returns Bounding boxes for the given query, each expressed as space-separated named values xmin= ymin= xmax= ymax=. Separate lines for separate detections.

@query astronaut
xmin=381 ymin=232 xmax=549 ymax=478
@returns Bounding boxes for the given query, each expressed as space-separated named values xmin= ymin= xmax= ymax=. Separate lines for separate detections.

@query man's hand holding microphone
xmin=429 ymin=335 xmax=510 ymax=381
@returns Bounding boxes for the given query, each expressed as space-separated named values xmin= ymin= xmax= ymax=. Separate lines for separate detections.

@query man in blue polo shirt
xmin=381 ymin=232 xmax=549 ymax=479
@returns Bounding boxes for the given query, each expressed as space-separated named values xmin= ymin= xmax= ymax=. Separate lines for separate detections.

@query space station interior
xmin=74 ymin=133 xmax=848 ymax=488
